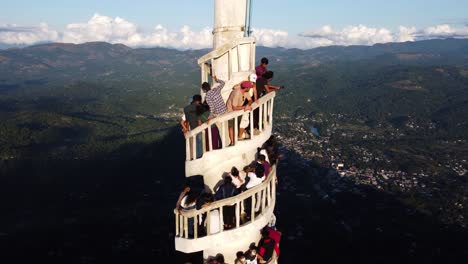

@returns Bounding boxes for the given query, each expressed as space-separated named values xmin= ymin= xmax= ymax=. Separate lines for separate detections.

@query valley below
xmin=0 ymin=39 xmax=467 ymax=263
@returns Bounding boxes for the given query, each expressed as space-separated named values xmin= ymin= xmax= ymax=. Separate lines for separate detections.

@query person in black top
xmin=183 ymin=94 xmax=203 ymax=159
xmin=256 ymin=71 xmax=282 ymax=97
xmin=254 ymin=71 xmax=282 ymax=130
xmin=215 ymin=176 xmax=239 ymax=229
xmin=257 ymin=228 xmax=280 ymax=263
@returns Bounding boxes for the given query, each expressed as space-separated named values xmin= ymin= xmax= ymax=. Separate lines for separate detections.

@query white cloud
xmin=63 ymin=14 xmax=141 ymax=44
xmin=415 ymin=24 xmax=468 ymax=39
xmin=299 ymin=24 xmax=468 ymax=48
xmin=61 ymin=14 xmax=212 ymax=49
xmin=252 ymin=28 xmax=289 ymax=47
xmin=0 ymin=23 xmax=59 ymax=45
xmin=299 ymin=25 xmax=395 ymax=47
xmin=396 ymin=26 xmax=418 ymax=42
xmin=0 ymin=14 xmax=467 ymax=49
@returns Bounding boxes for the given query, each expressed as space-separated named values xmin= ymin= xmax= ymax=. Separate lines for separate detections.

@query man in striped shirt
xmin=202 ymin=76 xmax=226 ymax=118
xmin=201 ymin=76 xmax=227 ymax=147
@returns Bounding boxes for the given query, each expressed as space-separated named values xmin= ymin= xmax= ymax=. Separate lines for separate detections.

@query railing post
xmin=219 ymin=206 xmax=224 ymax=232
xmin=185 ymin=137 xmax=190 ymax=161
xmin=266 ymin=183 xmax=270 ymax=207
xmin=262 ymin=189 xmax=266 ymax=213
xmin=175 ymin=213 xmax=179 ymax=236
xmin=251 ymin=194 xmax=255 ymax=221
xmin=237 ymin=45 xmax=241 ymax=72
xmin=208 ymin=125 xmax=213 ymax=151
xmin=202 ymin=129 xmax=206 ymax=154
xmin=184 ymin=216 xmax=188 ymax=239
xmin=201 ymin=63 xmax=206 ymax=84
xmin=249 ymin=110 xmax=254 ymax=140
xmin=206 ymin=210 xmax=211 ymax=236
xmin=259 ymin=103 xmax=263 ymax=132
xmin=236 ymin=202 xmax=240 ymax=228
xmin=192 ymin=136 xmax=196 ymax=160
xmin=221 ymin=120 xmax=227 ymax=148
xmin=194 ymin=214 xmax=198 ymax=239
xmin=179 ymin=215 xmax=184 ymax=237
xmin=267 ymin=100 xmax=271 ymax=124
xmin=234 ymin=117 xmax=238 ymax=145
xmin=228 ymin=49 xmax=232 ymax=80
xmin=241 ymin=199 xmax=244 ymax=217
xmin=270 ymin=98 xmax=275 ymax=126
xmin=272 ymin=174 xmax=276 ymax=201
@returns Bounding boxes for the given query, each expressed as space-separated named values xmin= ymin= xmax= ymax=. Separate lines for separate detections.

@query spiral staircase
xmin=174 ymin=1 xmax=279 ymax=263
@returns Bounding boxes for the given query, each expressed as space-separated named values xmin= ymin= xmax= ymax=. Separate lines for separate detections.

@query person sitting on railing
xmin=255 ymin=57 xmax=269 ymax=79
xmin=226 ymin=81 xmax=254 ymax=143
xmin=215 ymin=175 xmax=239 ymax=229
xmin=175 ymin=186 xmax=199 ymax=238
xmin=261 ymin=136 xmax=281 ymax=166
xmin=259 ymin=71 xmax=282 ymax=94
xmin=180 ymin=114 xmax=189 ymax=136
xmin=197 ymin=103 xmax=222 ymax=150
xmin=184 ymin=94 xmax=203 ymax=159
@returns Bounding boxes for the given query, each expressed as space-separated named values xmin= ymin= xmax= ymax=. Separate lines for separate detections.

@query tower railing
xmin=198 ymin=37 xmax=256 ymax=85
xmin=185 ymin=91 xmax=275 ymax=161
xmin=174 ymin=165 xmax=277 ymax=240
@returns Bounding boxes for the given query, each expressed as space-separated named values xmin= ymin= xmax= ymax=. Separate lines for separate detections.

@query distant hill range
xmin=0 ymin=42 xmax=207 ymax=85
xmin=0 ymin=39 xmax=467 ymax=158
xmin=1 ymin=39 xmax=467 ymax=82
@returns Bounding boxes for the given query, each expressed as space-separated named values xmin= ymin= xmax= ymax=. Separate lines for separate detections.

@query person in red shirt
xmin=258 ymin=154 xmax=271 ymax=177
xmin=255 ymin=57 xmax=268 ymax=79
xmin=257 ymin=228 xmax=280 ymax=263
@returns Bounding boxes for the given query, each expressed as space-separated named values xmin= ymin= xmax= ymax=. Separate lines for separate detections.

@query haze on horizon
xmin=1 ymin=0 xmax=468 ymax=49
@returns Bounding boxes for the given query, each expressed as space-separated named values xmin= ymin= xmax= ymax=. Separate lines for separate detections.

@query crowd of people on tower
xmin=177 ymin=58 xmax=283 ymax=263
xmin=176 ymin=136 xmax=280 ymax=236
xmin=206 ymin=226 xmax=281 ymax=264
xmin=180 ymin=57 xmax=282 ymax=158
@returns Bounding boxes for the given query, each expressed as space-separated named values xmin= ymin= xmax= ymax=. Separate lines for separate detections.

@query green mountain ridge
xmin=0 ymin=39 xmax=467 ymax=159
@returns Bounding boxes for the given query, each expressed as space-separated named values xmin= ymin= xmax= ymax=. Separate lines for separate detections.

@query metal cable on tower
xmin=244 ymin=0 xmax=253 ymax=37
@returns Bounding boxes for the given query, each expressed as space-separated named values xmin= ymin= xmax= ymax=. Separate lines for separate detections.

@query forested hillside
xmin=0 ymin=39 xmax=466 ymax=159
xmin=1 ymin=39 xmax=467 ymax=263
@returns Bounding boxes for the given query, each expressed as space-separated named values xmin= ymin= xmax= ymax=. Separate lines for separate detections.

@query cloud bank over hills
xmin=1 ymin=14 xmax=467 ymax=49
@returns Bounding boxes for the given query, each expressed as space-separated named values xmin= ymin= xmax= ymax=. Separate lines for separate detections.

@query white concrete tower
xmin=213 ymin=0 xmax=248 ymax=48
xmin=208 ymin=0 xmax=255 ymax=86
xmin=175 ymin=1 xmax=279 ymax=263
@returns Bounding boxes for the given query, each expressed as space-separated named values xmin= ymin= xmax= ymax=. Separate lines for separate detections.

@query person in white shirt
xmin=245 ymin=171 xmax=264 ymax=189
xmin=230 ymin=166 xmax=245 ymax=190
xmin=244 ymin=164 xmax=265 ymax=219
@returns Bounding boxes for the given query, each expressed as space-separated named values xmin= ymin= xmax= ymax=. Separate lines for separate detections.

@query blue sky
xmin=1 ymin=0 xmax=468 ymax=49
